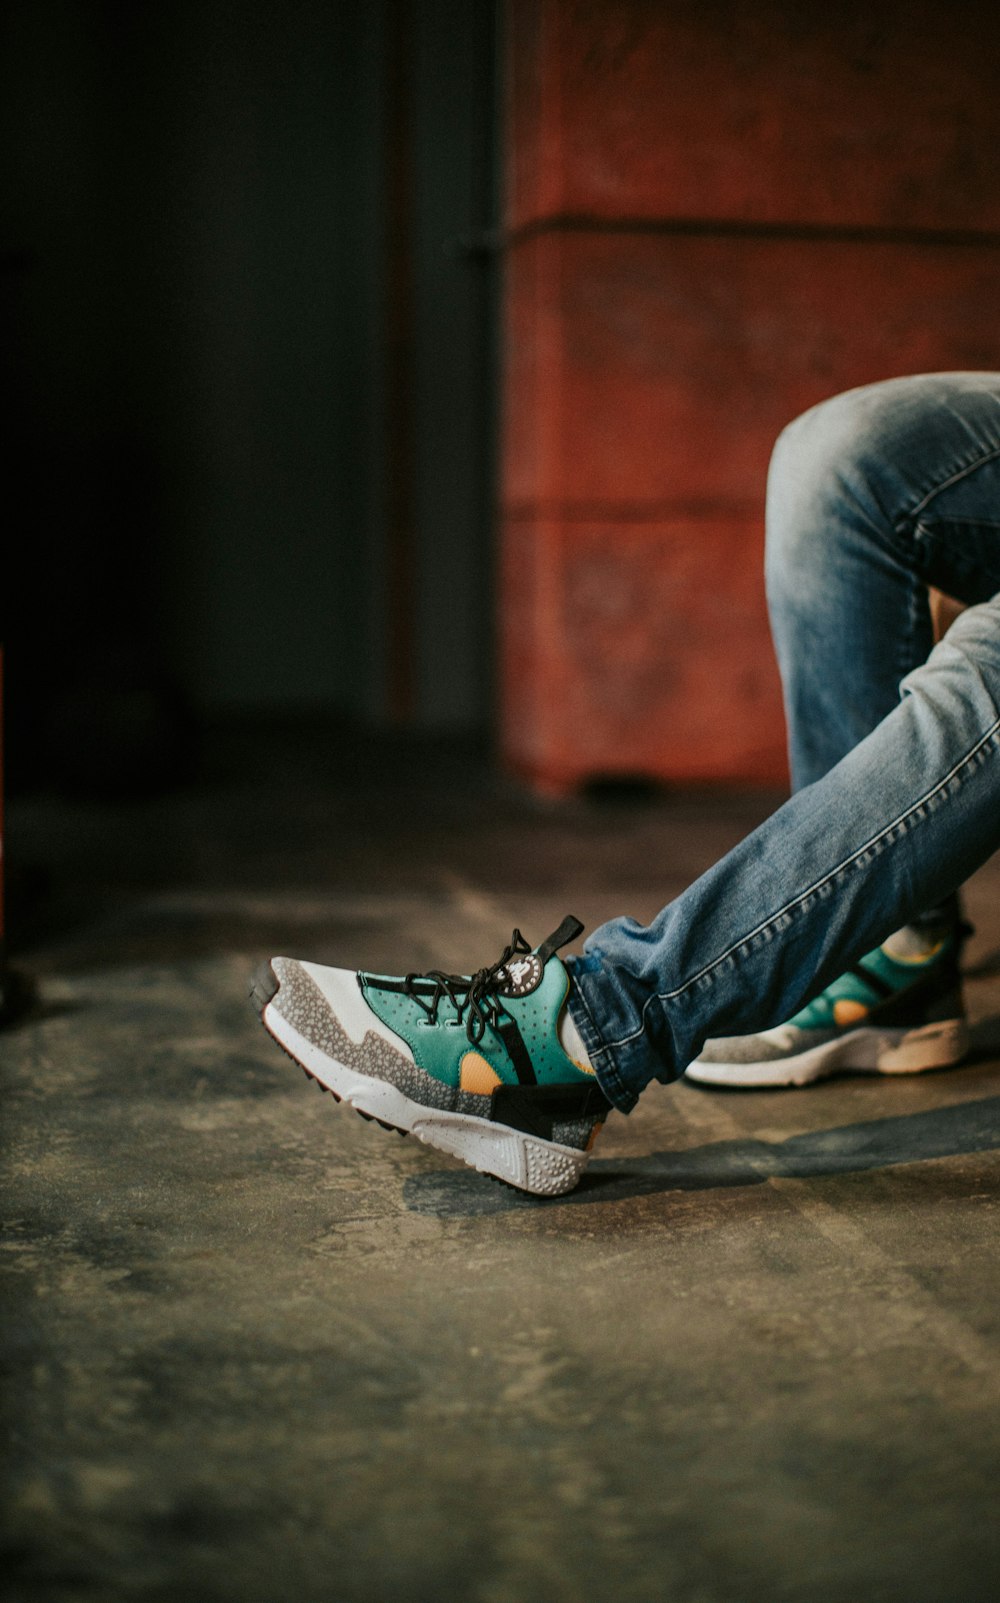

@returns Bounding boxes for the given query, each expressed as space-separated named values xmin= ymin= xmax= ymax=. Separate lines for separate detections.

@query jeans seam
xmin=916 ymin=517 xmax=1000 ymax=530
xmin=566 ymin=975 xmax=605 ymax=1063
xmin=599 ymin=712 xmax=1000 ymax=1056
xmin=567 ymin=975 xmax=639 ymax=1108
xmin=914 ymin=523 xmax=1000 ymax=561
xmin=907 ymin=444 xmax=1000 ymax=520
xmin=900 ymin=554 xmax=929 ymax=688
xmin=906 ymin=519 xmax=1000 ymax=599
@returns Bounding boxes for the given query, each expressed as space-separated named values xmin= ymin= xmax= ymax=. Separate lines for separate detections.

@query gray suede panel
xmin=271 ymin=959 xmax=485 ymax=1116
xmin=696 ymin=1026 xmax=840 ymax=1065
xmin=551 ymin=1119 xmax=597 ymax=1151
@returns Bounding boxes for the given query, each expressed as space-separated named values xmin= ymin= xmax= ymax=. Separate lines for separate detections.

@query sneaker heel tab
xmin=536 ymin=915 xmax=585 ymax=965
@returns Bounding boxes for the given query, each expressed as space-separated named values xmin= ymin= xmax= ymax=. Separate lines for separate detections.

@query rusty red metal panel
xmin=498 ymin=0 xmax=1000 ymax=792
xmin=505 ymin=0 xmax=1000 ymax=233
xmin=502 ymin=231 xmax=1000 ymax=511
xmin=500 ymin=513 xmax=786 ymax=791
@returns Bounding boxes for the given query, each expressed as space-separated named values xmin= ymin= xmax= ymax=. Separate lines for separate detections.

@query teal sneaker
xmin=251 ymin=916 xmax=609 ymax=1195
xmin=686 ymin=925 xmax=970 ymax=1089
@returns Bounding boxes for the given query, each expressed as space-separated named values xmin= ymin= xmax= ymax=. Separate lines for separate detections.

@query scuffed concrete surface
xmin=4 ymin=729 xmax=1000 ymax=1602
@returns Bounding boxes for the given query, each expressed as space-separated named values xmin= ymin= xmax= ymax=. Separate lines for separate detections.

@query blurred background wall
xmin=2 ymin=0 xmax=498 ymax=795
xmin=3 ymin=0 xmax=1000 ymax=798
xmin=499 ymin=0 xmax=1000 ymax=792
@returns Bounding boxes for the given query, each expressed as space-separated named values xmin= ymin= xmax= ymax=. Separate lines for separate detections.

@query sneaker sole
xmin=254 ymin=966 xmax=589 ymax=1197
xmin=686 ymin=1017 xmax=969 ymax=1089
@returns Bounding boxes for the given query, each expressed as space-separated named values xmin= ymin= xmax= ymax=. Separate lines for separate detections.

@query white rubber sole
xmin=262 ymin=1003 xmax=589 ymax=1196
xmin=686 ymin=1018 xmax=969 ymax=1089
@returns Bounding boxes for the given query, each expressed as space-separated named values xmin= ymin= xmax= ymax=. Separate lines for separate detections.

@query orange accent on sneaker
xmin=833 ymin=999 xmax=870 ymax=1027
xmin=459 ymin=1051 xmax=503 ymax=1094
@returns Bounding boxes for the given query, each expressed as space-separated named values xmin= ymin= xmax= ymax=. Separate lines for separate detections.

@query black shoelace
xmin=399 ymin=928 xmax=534 ymax=1044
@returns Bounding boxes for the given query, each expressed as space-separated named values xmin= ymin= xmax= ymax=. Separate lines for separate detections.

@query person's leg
xmin=767 ymin=371 xmax=1000 ymax=788
xmin=684 ymin=373 xmax=1000 ymax=1085
xmin=254 ymin=373 xmax=1000 ymax=1195
xmin=569 ymin=374 xmax=1000 ymax=1110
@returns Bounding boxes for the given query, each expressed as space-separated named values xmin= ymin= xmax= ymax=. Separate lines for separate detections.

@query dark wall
xmin=2 ymin=0 xmax=498 ymax=792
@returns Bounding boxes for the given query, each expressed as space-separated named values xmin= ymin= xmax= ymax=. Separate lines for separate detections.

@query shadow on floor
xmin=403 ymin=1094 xmax=1000 ymax=1215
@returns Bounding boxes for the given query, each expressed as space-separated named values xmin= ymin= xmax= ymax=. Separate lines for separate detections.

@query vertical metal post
xmin=0 ymin=644 xmax=33 ymax=1024
xmin=0 ymin=644 xmax=9 ymax=1018
xmin=384 ymin=0 xmax=417 ymax=724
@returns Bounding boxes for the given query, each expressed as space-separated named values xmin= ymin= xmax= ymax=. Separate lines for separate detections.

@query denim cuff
xmin=564 ymin=957 xmax=642 ymax=1114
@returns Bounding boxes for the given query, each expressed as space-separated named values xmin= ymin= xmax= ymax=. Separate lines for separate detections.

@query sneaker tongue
xmin=495 ymin=915 xmax=582 ymax=1000
xmin=535 ymin=915 xmax=584 ymax=965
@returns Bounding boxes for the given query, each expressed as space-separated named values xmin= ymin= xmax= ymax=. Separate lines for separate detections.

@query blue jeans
xmin=568 ymin=373 xmax=1000 ymax=1112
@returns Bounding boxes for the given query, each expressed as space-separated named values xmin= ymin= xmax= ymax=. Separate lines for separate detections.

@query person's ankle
xmin=558 ymin=1002 xmax=593 ymax=1070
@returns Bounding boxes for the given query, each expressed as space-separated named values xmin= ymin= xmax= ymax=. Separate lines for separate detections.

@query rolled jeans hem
xmin=566 ymin=963 xmax=650 ymax=1114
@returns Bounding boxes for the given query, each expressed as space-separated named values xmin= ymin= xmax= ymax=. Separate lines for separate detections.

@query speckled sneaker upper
xmin=251 ymin=916 xmax=610 ymax=1196
xmin=686 ymin=926 xmax=969 ymax=1089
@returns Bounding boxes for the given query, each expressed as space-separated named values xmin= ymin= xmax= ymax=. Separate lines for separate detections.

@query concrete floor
xmin=4 ymin=725 xmax=1000 ymax=1603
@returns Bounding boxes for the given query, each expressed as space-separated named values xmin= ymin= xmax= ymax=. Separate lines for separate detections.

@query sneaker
xmin=685 ymin=925 xmax=970 ymax=1089
xmin=250 ymin=915 xmax=610 ymax=1196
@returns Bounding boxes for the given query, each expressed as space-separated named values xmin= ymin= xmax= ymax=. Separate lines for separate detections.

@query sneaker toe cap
xmin=272 ymin=957 xmax=416 ymax=1060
